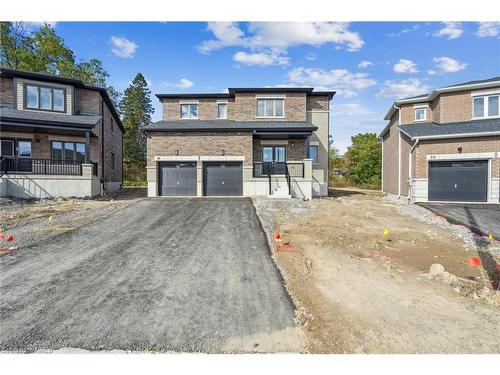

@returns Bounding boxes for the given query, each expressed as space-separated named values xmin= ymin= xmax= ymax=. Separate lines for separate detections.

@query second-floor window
xmin=217 ymin=103 xmax=227 ymax=119
xmin=257 ymin=99 xmax=284 ymax=117
xmin=25 ymin=84 xmax=65 ymax=112
xmin=473 ymin=95 xmax=499 ymax=119
xmin=415 ymin=107 xmax=427 ymax=121
xmin=180 ymin=103 xmax=198 ymax=119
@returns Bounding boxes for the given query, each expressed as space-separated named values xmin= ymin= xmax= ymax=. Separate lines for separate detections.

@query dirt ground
xmin=254 ymin=189 xmax=500 ymax=354
xmin=0 ymin=188 xmax=146 ymax=251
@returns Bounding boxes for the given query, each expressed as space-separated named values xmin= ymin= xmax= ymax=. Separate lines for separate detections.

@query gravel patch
xmin=252 ymin=197 xmax=319 ymax=245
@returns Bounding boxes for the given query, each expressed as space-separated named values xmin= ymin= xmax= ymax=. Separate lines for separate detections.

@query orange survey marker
xmin=274 ymin=231 xmax=282 ymax=241
xmin=468 ymin=257 xmax=481 ymax=267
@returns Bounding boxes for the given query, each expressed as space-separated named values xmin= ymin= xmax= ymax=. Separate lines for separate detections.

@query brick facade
xmin=306 ymin=96 xmax=330 ymax=112
xmin=414 ymin=136 xmax=500 ymax=179
xmin=1 ymin=73 xmax=123 ymax=186
xmin=1 ymin=77 xmax=14 ymax=106
xmin=162 ymin=92 xmax=307 ymax=122
xmin=252 ymin=139 xmax=307 ymax=163
xmin=147 ymin=131 xmax=253 ymax=167
xmin=382 ymin=79 xmax=500 ymax=201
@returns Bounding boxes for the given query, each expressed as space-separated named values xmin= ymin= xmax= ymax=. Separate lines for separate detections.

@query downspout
xmin=408 ymin=138 xmax=419 ymax=203
xmin=394 ymin=103 xmax=402 ymax=198
xmin=101 ymin=99 xmax=105 ymax=194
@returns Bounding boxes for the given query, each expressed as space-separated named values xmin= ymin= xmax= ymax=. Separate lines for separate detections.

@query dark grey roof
xmin=142 ymin=120 xmax=317 ymax=132
xmin=0 ymin=107 xmax=101 ymax=128
xmin=401 ymin=93 xmax=430 ymax=100
xmin=442 ymin=76 xmax=500 ymax=88
xmin=398 ymin=118 xmax=500 ymax=139
xmin=156 ymin=88 xmax=336 ymax=100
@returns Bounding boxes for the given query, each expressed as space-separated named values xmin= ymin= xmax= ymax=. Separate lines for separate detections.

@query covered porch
xmin=0 ymin=116 xmax=102 ymax=198
xmin=246 ymin=127 xmax=315 ymax=199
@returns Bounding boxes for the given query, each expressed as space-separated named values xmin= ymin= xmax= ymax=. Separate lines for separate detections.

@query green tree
xmin=120 ymin=73 xmax=153 ymax=166
xmin=344 ymin=133 xmax=381 ymax=186
xmin=1 ymin=22 xmax=119 ymax=100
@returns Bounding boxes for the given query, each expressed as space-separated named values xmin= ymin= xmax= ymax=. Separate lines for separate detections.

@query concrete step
xmin=269 ymin=193 xmax=291 ymax=199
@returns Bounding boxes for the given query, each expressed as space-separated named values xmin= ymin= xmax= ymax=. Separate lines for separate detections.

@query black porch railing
xmin=253 ymin=162 xmax=304 ymax=178
xmin=0 ymin=157 xmax=83 ymax=176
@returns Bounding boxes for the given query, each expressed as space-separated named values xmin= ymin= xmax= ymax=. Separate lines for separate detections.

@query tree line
xmin=329 ymin=133 xmax=382 ymax=190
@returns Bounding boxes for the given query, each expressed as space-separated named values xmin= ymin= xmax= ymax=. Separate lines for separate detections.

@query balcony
xmin=1 ymin=157 xmax=83 ymax=176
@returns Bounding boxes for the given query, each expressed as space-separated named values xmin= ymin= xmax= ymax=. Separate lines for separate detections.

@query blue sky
xmin=52 ymin=22 xmax=500 ymax=152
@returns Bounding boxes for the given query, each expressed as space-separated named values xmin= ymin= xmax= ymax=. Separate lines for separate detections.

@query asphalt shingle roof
xmin=142 ymin=120 xmax=318 ymax=132
xmin=0 ymin=107 xmax=101 ymax=128
xmin=398 ymin=118 xmax=500 ymax=139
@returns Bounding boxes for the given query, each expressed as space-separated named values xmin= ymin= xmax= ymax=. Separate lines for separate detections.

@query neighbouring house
xmin=0 ymin=68 xmax=124 ymax=198
xmin=142 ymin=88 xmax=334 ymax=199
xmin=380 ymin=76 xmax=500 ymax=203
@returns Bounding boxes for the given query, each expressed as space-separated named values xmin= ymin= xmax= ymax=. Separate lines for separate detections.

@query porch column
xmin=85 ymin=131 xmax=90 ymax=163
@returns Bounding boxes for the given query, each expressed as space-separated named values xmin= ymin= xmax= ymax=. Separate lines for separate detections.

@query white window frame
xmin=180 ymin=103 xmax=199 ymax=119
xmin=414 ymin=106 xmax=427 ymax=122
xmin=472 ymin=94 xmax=500 ymax=119
xmin=256 ymin=97 xmax=285 ymax=118
xmin=217 ymin=101 xmax=228 ymax=119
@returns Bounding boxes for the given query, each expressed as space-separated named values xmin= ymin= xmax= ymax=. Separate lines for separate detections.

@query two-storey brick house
xmin=380 ymin=77 xmax=500 ymax=203
xmin=143 ymin=88 xmax=334 ymax=199
xmin=0 ymin=68 xmax=124 ymax=198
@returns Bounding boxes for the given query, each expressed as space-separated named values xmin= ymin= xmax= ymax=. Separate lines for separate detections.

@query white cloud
xmin=358 ymin=60 xmax=373 ymax=69
xmin=393 ymin=59 xmax=418 ymax=73
xmin=432 ymin=56 xmax=467 ymax=73
xmin=434 ymin=22 xmax=463 ymax=39
xmin=476 ymin=22 xmax=500 ymax=37
xmin=25 ymin=21 xmax=58 ymax=28
xmin=173 ymin=78 xmax=194 ymax=89
xmin=388 ymin=24 xmax=422 ymax=37
xmin=332 ymin=103 xmax=372 ymax=116
xmin=110 ymin=36 xmax=138 ymax=58
xmin=198 ymin=22 xmax=248 ymax=53
xmin=199 ymin=22 xmax=364 ymax=54
xmin=376 ymin=79 xmax=431 ymax=98
xmin=287 ymin=67 xmax=376 ymax=97
xmin=427 ymin=70 xmax=437 ymax=75
xmin=305 ymin=53 xmax=316 ymax=61
xmin=233 ymin=51 xmax=289 ymax=66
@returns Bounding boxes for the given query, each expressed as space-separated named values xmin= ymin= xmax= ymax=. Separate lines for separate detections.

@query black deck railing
xmin=0 ymin=157 xmax=83 ymax=176
xmin=253 ymin=162 xmax=304 ymax=178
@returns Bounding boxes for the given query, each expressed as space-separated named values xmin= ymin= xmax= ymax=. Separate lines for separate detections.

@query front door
xmin=262 ymin=146 xmax=286 ymax=175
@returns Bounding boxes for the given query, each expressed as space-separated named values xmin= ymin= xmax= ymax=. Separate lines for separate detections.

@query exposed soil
xmin=0 ymin=188 xmax=146 ymax=251
xmin=254 ymin=189 xmax=500 ymax=354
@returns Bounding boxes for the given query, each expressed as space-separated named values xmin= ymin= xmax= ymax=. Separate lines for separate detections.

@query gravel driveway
xmin=0 ymin=198 xmax=297 ymax=353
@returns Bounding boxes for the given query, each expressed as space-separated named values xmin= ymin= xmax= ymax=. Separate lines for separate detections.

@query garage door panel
xmin=428 ymin=160 xmax=488 ymax=202
xmin=204 ymin=162 xmax=242 ymax=196
xmin=159 ymin=162 xmax=197 ymax=196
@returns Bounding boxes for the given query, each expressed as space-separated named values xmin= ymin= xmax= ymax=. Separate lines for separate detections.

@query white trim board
xmin=200 ymin=156 xmax=245 ymax=161
xmin=426 ymin=152 xmax=495 ymax=160
xmin=154 ymin=156 xmax=199 ymax=162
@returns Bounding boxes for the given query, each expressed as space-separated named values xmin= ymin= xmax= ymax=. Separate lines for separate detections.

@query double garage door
xmin=158 ymin=162 xmax=242 ymax=197
xmin=428 ymin=160 xmax=488 ymax=202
